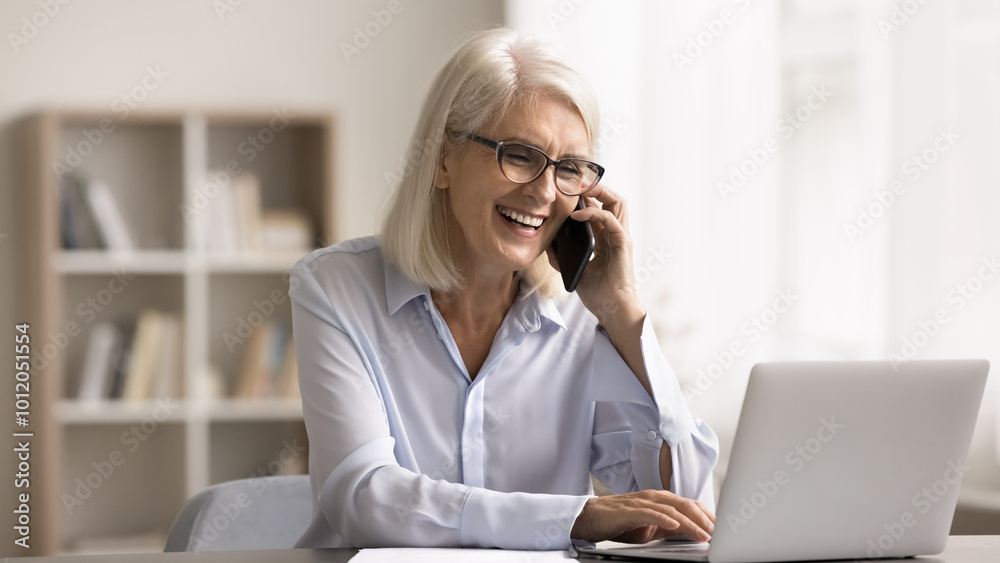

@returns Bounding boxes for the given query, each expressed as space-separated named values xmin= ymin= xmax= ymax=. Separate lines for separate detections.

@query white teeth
xmin=497 ymin=206 xmax=544 ymax=228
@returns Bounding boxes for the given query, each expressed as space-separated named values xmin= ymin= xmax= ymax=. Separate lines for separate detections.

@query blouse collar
xmin=383 ymin=259 xmax=566 ymax=332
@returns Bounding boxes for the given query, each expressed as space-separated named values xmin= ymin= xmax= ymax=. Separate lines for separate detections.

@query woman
xmin=291 ymin=28 xmax=719 ymax=550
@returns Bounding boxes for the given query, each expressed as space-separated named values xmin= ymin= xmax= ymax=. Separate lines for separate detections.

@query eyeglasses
xmin=465 ymin=133 xmax=604 ymax=196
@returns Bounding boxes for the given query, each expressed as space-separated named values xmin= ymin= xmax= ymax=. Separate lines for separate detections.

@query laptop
xmin=578 ymin=359 xmax=989 ymax=562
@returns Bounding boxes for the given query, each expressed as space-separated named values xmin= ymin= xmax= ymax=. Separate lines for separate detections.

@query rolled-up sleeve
xmin=291 ymin=261 xmax=589 ymax=549
xmin=589 ymin=316 xmax=719 ymax=507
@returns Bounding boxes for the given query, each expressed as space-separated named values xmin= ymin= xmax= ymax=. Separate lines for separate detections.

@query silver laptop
xmin=578 ymin=359 xmax=989 ymax=563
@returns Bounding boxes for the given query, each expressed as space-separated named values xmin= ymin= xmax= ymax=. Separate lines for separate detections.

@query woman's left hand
xmin=546 ymin=183 xmax=644 ymax=329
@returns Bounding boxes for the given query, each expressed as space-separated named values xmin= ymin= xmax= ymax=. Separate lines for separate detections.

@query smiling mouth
xmin=496 ymin=206 xmax=545 ymax=230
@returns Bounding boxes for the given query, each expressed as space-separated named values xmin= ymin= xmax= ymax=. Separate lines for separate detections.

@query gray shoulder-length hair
xmin=378 ymin=27 xmax=601 ymax=300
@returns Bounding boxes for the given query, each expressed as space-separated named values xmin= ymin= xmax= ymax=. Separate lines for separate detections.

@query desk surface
xmin=5 ymin=536 xmax=999 ymax=562
xmin=2 ymin=548 xmax=359 ymax=563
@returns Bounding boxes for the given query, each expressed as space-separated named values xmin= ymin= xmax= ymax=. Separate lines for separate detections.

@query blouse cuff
xmin=591 ymin=315 xmax=718 ymax=499
xmin=591 ymin=315 xmax=697 ymax=445
xmin=460 ymin=488 xmax=590 ymax=550
xmin=669 ymin=419 xmax=719 ymax=507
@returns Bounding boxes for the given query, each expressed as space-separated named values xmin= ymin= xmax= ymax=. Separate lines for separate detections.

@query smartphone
xmin=551 ymin=196 xmax=595 ymax=292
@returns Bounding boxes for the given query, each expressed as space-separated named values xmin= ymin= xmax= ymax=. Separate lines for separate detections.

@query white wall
xmin=508 ymin=0 xmax=1000 ymax=518
xmin=0 ymin=0 xmax=502 ymax=555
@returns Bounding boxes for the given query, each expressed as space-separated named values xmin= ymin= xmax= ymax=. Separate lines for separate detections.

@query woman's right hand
xmin=570 ymin=490 xmax=716 ymax=544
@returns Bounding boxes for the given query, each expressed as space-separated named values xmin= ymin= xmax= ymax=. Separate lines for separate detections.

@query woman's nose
xmin=524 ymin=165 xmax=558 ymax=204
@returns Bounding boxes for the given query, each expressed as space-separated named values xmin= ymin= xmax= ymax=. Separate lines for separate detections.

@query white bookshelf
xmin=15 ymin=110 xmax=336 ymax=555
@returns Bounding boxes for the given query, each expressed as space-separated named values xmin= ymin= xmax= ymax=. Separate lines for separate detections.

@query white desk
xmin=5 ymin=536 xmax=999 ymax=562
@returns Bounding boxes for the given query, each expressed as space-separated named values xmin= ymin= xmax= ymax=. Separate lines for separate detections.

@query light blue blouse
xmin=291 ymin=236 xmax=718 ymax=550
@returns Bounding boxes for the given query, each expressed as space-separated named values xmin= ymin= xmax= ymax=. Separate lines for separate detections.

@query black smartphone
xmin=551 ymin=196 xmax=595 ymax=292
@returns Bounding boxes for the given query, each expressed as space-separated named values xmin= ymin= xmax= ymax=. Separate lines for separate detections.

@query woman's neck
xmin=431 ymin=273 xmax=519 ymax=332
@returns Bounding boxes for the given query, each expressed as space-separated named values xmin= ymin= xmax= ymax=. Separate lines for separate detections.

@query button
xmin=646 ymin=431 xmax=658 ymax=441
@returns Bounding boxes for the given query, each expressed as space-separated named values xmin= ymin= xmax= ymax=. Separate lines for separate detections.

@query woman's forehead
xmin=492 ymin=96 xmax=589 ymax=152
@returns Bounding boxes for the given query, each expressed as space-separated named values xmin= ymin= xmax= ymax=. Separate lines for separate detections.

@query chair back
xmin=164 ymin=475 xmax=313 ymax=552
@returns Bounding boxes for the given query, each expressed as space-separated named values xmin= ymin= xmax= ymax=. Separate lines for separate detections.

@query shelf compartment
xmin=207 ymin=273 xmax=294 ymax=398
xmin=205 ymin=114 xmax=332 ymax=248
xmin=59 ymin=118 xmax=185 ymax=250
xmin=60 ymin=422 xmax=186 ymax=551
xmin=208 ymin=420 xmax=308 ymax=485
xmin=60 ymin=274 xmax=185 ymax=400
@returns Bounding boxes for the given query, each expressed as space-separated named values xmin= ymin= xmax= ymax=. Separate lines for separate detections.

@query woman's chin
xmin=495 ymin=242 xmax=543 ymax=268
xmin=511 ymin=250 xmax=545 ymax=271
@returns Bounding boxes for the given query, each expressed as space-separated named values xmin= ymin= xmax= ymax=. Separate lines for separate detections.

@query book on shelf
xmin=60 ymin=175 xmax=104 ymax=249
xmin=235 ymin=320 xmax=298 ymax=400
xmin=196 ymin=365 xmax=226 ymax=402
xmin=204 ymin=170 xmax=314 ymax=255
xmin=206 ymin=171 xmax=259 ymax=254
xmin=77 ymin=322 xmax=123 ymax=401
xmin=108 ymin=318 xmax=136 ymax=400
xmin=233 ymin=172 xmax=262 ymax=252
xmin=123 ymin=310 xmax=182 ymax=402
xmin=122 ymin=310 xmax=164 ymax=401
xmin=84 ymin=179 xmax=135 ymax=252
xmin=153 ymin=314 xmax=183 ymax=398
xmin=60 ymin=175 xmax=134 ymax=251
xmin=77 ymin=311 xmax=181 ymax=402
xmin=276 ymin=445 xmax=308 ymax=475
xmin=235 ymin=322 xmax=270 ymax=398
xmin=260 ymin=209 xmax=312 ymax=252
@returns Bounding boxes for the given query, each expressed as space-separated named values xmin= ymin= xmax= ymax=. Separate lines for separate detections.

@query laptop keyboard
xmin=648 ymin=543 xmax=710 ymax=554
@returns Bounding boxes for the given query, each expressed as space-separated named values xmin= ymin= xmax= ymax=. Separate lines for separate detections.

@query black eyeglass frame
xmin=465 ymin=133 xmax=605 ymax=196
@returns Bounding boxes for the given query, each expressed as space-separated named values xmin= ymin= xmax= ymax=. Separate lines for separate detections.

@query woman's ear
xmin=433 ymin=139 xmax=452 ymax=189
